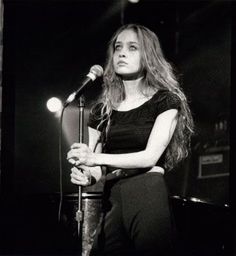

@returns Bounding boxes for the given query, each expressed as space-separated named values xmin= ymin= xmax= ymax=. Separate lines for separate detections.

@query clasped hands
xmin=67 ymin=143 xmax=96 ymax=186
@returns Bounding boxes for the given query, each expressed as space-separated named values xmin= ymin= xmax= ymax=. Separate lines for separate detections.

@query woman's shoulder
xmin=151 ymin=89 xmax=177 ymax=100
xmin=150 ymin=89 xmax=181 ymax=115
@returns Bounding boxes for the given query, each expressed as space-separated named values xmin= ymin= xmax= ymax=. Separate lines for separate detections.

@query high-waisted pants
xmin=90 ymin=172 xmax=176 ymax=256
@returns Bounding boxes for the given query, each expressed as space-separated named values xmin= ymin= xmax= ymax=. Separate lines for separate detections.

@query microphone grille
xmin=90 ymin=65 xmax=104 ymax=78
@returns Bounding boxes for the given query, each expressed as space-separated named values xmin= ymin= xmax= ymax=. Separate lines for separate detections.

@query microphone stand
xmin=75 ymin=95 xmax=85 ymax=250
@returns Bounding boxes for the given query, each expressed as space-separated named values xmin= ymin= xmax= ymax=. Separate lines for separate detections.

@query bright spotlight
xmin=47 ymin=97 xmax=62 ymax=112
xmin=128 ymin=0 xmax=140 ymax=3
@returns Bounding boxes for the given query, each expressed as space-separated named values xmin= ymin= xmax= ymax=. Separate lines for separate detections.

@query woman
xmin=67 ymin=24 xmax=194 ymax=256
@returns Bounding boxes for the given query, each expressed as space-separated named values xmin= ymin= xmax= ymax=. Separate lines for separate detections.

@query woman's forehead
xmin=116 ymin=29 xmax=139 ymax=43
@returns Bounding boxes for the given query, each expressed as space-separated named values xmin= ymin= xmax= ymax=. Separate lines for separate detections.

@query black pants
xmin=90 ymin=172 xmax=176 ymax=256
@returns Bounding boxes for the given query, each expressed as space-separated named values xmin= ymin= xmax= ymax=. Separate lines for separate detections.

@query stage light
xmin=128 ymin=0 xmax=140 ymax=3
xmin=47 ymin=97 xmax=62 ymax=113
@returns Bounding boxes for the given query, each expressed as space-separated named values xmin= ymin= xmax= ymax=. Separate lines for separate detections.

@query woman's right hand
xmin=70 ymin=166 xmax=91 ymax=186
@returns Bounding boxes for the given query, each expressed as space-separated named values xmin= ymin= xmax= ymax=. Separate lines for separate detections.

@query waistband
xmin=105 ymin=166 xmax=164 ymax=181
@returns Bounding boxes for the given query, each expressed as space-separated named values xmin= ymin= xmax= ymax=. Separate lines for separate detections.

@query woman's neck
xmin=123 ymin=77 xmax=144 ymax=99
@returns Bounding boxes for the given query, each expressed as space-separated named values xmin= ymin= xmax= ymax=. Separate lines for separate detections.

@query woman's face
xmin=113 ymin=29 xmax=142 ymax=80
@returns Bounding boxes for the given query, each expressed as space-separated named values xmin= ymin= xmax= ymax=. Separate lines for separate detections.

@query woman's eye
xmin=114 ymin=45 xmax=121 ymax=51
xmin=130 ymin=45 xmax=137 ymax=51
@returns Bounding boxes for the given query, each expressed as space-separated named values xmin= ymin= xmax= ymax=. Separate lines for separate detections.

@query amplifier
xmin=198 ymin=146 xmax=230 ymax=179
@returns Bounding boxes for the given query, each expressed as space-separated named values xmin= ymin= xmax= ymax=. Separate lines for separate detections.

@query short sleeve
xmin=152 ymin=90 xmax=181 ymax=117
xmin=87 ymin=103 xmax=106 ymax=132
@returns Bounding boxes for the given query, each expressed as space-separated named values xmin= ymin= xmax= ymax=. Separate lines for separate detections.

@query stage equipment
xmin=81 ymin=192 xmax=102 ymax=256
xmin=64 ymin=65 xmax=103 ymax=107
xmin=62 ymin=65 xmax=103 ymax=254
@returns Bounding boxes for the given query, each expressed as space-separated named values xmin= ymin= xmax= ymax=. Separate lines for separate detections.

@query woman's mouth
xmin=117 ymin=61 xmax=128 ymax=66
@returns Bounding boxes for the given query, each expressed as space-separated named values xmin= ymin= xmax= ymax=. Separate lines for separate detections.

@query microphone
xmin=64 ymin=65 xmax=103 ymax=107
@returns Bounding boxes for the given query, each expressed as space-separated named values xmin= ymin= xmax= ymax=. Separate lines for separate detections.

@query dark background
xmin=0 ymin=0 xmax=233 ymax=255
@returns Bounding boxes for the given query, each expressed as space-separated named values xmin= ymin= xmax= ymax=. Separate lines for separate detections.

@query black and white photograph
xmin=0 ymin=0 xmax=233 ymax=255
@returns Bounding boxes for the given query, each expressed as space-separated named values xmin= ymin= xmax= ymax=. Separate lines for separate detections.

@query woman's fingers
xmin=70 ymin=143 xmax=87 ymax=150
xmin=67 ymin=148 xmax=80 ymax=164
xmin=67 ymin=143 xmax=90 ymax=163
xmin=70 ymin=167 xmax=90 ymax=186
xmin=67 ymin=148 xmax=80 ymax=159
xmin=71 ymin=177 xmax=89 ymax=186
xmin=67 ymin=143 xmax=95 ymax=166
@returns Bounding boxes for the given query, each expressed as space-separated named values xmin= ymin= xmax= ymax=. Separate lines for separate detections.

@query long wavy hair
xmin=92 ymin=24 xmax=194 ymax=171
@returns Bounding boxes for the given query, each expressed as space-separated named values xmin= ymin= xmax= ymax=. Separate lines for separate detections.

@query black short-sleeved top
xmin=88 ymin=90 xmax=181 ymax=167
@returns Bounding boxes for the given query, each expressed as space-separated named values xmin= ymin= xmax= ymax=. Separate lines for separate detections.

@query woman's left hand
xmin=67 ymin=143 xmax=96 ymax=166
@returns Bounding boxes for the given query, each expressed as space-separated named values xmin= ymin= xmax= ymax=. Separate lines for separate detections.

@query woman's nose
xmin=119 ymin=48 xmax=126 ymax=57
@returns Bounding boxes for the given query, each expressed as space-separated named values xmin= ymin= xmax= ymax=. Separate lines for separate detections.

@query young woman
xmin=67 ymin=24 xmax=194 ymax=256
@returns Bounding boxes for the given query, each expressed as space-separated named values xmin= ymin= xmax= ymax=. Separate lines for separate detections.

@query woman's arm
xmin=69 ymin=127 xmax=103 ymax=186
xmin=68 ymin=109 xmax=178 ymax=169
